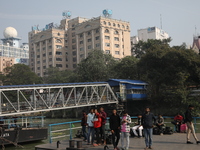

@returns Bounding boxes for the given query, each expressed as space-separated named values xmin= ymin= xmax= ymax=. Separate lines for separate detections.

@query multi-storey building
xmin=29 ymin=13 xmax=131 ymax=77
xmin=0 ymin=27 xmax=29 ymax=73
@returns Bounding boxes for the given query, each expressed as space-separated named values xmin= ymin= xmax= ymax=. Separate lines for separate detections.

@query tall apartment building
xmin=29 ymin=14 xmax=131 ymax=77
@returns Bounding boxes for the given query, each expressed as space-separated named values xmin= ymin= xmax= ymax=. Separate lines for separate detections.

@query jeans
xmin=186 ymin=122 xmax=199 ymax=141
xmin=87 ymin=126 xmax=94 ymax=144
xmin=144 ymin=128 xmax=153 ymax=147
xmin=121 ymin=132 xmax=130 ymax=149
xmin=100 ymin=124 xmax=106 ymax=140
xmin=112 ymin=129 xmax=120 ymax=149
xmin=82 ymin=126 xmax=87 ymax=140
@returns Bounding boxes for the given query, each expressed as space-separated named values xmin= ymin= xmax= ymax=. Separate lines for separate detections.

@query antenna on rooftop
xmin=195 ymin=25 xmax=197 ymax=36
xmin=160 ymin=14 xmax=162 ymax=29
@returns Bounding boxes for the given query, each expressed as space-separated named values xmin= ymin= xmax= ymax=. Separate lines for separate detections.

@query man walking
xmin=109 ymin=109 xmax=121 ymax=150
xmin=81 ymin=111 xmax=87 ymax=142
xmin=100 ymin=107 xmax=107 ymax=145
xmin=142 ymin=107 xmax=156 ymax=150
xmin=185 ymin=105 xmax=200 ymax=144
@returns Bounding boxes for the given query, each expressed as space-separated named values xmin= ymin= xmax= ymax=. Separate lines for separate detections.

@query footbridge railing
xmin=0 ymin=82 xmax=118 ymax=117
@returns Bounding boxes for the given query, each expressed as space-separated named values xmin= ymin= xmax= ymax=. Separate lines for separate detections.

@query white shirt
xmin=87 ymin=113 xmax=94 ymax=127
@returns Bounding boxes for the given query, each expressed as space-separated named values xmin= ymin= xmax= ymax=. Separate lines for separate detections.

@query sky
xmin=0 ymin=0 xmax=200 ymax=46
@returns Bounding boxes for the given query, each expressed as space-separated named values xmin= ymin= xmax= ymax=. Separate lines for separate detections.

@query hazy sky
xmin=0 ymin=0 xmax=200 ymax=46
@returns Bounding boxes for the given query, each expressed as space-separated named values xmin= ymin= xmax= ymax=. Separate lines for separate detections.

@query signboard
xmin=119 ymin=83 xmax=126 ymax=101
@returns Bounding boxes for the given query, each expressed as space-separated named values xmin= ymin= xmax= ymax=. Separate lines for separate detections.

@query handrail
xmin=48 ymin=116 xmax=200 ymax=143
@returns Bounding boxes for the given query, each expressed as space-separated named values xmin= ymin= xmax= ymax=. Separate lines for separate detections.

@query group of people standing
xmin=81 ymin=105 xmax=200 ymax=150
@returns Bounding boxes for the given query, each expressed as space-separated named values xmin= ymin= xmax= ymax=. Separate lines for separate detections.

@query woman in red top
xmin=93 ymin=108 xmax=102 ymax=146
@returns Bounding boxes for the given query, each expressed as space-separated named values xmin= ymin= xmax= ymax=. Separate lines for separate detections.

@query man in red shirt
xmin=171 ymin=113 xmax=183 ymax=132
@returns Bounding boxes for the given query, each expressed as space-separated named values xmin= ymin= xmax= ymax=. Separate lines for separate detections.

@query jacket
xmin=109 ymin=114 xmax=120 ymax=130
xmin=185 ymin=109 xmax=193 ymax=122
xmin=121 ymin=114 xmax=131 ymax=132
xmin=100 ymin=111 xmax=107 ymax=125
xmin=81 ymin=113 xmax=87 ymax=126
xmin=142 ymin=112 xmax=156 ymax=128
xmin=87 ymin=113 xmax=94 ymax=127
xmin=93 ymin=113 xmax=102 ymax=128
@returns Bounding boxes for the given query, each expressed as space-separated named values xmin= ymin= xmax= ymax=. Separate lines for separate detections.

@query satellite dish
xmin=102 ymin=9 xmax=112 ymax=18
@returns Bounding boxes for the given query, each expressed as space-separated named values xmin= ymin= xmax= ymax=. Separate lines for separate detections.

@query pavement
xmin=35 ymin=133 xmax=200 ymax=150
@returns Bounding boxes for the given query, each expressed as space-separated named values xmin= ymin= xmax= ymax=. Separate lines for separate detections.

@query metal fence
xmin=48 ymin=116 xmax=200 ymax=143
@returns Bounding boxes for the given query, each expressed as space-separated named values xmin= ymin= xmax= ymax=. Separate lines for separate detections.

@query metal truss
xmin=0 ymin=82 xmax=118 ymax=117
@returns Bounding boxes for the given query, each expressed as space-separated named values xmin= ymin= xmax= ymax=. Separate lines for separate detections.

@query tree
xmin=43 ymin=67 xmax=77 ymax=84
xmin=76 ymin=49 xmax=117 ymax=82
xmin=114 ymin=56 xmax=139 ymax=79
xmin=4 ymin=64 xmax=42 ymax=85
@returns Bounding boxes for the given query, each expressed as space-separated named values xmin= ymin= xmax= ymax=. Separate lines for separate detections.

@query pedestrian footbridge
xmin=0 ymin=82 xmax=118 ymax=117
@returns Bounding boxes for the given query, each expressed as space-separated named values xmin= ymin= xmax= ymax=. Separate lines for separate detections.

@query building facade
xmin=29 ymin=15 xmax=131 ymax=77
xmin=0 ymin=27 xmax=29 ymax=73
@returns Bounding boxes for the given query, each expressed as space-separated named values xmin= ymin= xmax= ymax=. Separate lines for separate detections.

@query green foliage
xmin=4 ymin=64 xmax=42 ymax=85
xmin=43 ymin=67 xmax=77 ymax=83
xmin=76 ymin=49 xmax=117 ymax=82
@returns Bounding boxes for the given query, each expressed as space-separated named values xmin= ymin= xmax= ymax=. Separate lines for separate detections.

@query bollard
xmin=57 ymin=141 xmax=61 ymax=148
xmin=69 ymin=140 xmax=75 ymax=148
xmin=77 ymin=141 xmax=82 ymax=148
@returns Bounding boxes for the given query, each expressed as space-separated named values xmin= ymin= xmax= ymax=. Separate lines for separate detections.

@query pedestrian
xmin=93 ymin=108 xmax=102 ymax=146
xmin=185 ymin=105 xmax=200 ymax=144
xmin=121 ymin=111 xmax=131 ymax=150
xmin=132 ymin=114 xmax=143 ymax=137
xmin=87 ymin=108 xmax=95 ymax=145
xmin=99 ymin=107 xmax=107 ymax=145
xmin=142 ymin=107 xmax=156 ymax=150
xmin=109 ymin=109 xmax=121 ymax=150
xmin=81 ymin=111 xmax=87 ymax=142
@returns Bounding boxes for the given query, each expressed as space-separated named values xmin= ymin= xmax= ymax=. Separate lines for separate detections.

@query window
xmin=96 ymin=29 xmax=99 ymax=33
xmin=114 ymin=30 xmax=119 ymax=34
xmin=80 ymin=47 xmax=84 ymax=51
xmin=95 ymin=36 xmax=100 ymax=40
xmin=88 ymin=38 xmax=92 ymax=42
xmin=105 ymin=29 xmax=109 ymax=33
xmin=115 ymin=44 xmax=119 ymax=48
xmin=115 ymin=51 xmax=120 ymax=55
xmin=80 ymin=54 xmax=84 ymax=58
xmin=80 ymin=41 xmax=83 ymax=44
xmin=65 ymin=46 xmax=68 ymax=49
xmin=57 ymin=33 xmax=60 ymax=36
xmin=105 ymin=36 xmax=110 ymax=39
xmin=56 ymin=64 xmax=62 ymax=67
xmin=37 ymin=61 xmax=40 ymax=64
xmin=73 ymin=64 xmax=77 ymax=68
xmin=56 ymin=39 xmax=62 ymax=43
xmin=56 ymin=51 xmax=62 ymax=55
xmin=43 ymin=60 xmax=46 ymax=63
xmin=73 ymin=57 xmax=76 ymax=62
xmin=72 ymin=28 xmax=75 ymax=31
xmin=72 ymin=51 xmax=76 ymax=55
xmin=37 ymin=55 xmax=40 ymax=58
xmin=43 ymin=54 xmax=46 ymax=57
xmin=66 ymin=58 xmax=68 ymax=61
xmin=80 ymin=34 xmax=83 ymax=38
xmin=37 ymin=67 xmax=40 ymax=70
xmin=88 ymin=31 xmax=91 ymax=35
xmin=56 ymin=58 xmax=62 ymax=61
xmin=49 ymin=58 xmax=52 ymax=61
xmin=43 ymin=47 xmax=46 ymax=50
xmin=126 ymin=26 xmax=129 ymax=29
xmin=96 ymin=43 xmax=100 ymax=47
xmin=122 ymin=25 xmax=125 ymax=28
xmin=43 ymin=41 xmax=45 ymax=45
xmin=113 ymin=23 xmax=116 ymax=27
xmin=66 ymin=52 xmax=68 ymax=55
xmin=88 ymin=45 xmax=92 ymax=49
xmin=43 ymin=66 xmax=46 ymax=69
xmin=72 ymin=45 xmax=76 ymax=49
xmin=56 ymin=45 xmax=62 ymax=49
xmin=105 ymin=43 xmax=110 ymax=47
xmin=49 ymin=52 xmax=52 ymax=55
xmin=105 ymin=50 xmax=110 ymax=54
xmin=49 ymin=39 xmax=52 ymax=42
xmin=72 ymin=32 xmax=75 ymax=37
xmin=37 ymin=49 xmax=40 ymax=52
xmin=114 ymin=37 xmax=119 ymax=41
xmin=66 ymin=64 xmax=68 ymax=68
xmin=108 ymin=22 xmax=111 ymax=26
xmin=48 ymin=46 xmax=52 ymax=49
xmin=65 ymin=40 xmax=68 ymax=43
xmin=72 ymin=39 xmax=76 ymax=43
xmin=65 ymin=34 xmax=68 ymax=37
xmin=104 ymin=21 xmax=106 ymax=25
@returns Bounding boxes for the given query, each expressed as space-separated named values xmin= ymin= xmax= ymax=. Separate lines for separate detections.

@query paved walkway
xmin=35 ymin=133 xmax=200 ymax=150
